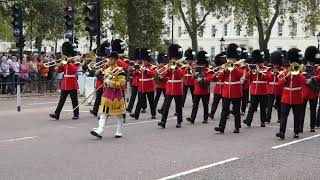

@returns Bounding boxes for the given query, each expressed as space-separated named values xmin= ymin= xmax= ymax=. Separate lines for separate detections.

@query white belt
xmin=224 ymin=81 xmax=241 ymax=85
xmin=168 ymin=80 xmax=182 ymax=83
xmin=64 ymin=75 xmax=76 ymax=78
xmin=184 ymin=74 xmax=193 ymax=77
xmin=269 ymin=82 xmax=278 ymax=85
xmin=139 ymin=78 xmax=153 ymax=82
xmin=252 ymin=81 xmax=267 ymax=84
xmin=284 ymin=87 xmax=302 ymax=91
xmin=216 ymin=82 xmax=224 ymax=85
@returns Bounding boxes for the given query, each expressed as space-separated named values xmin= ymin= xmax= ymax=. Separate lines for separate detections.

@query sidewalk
xmin=0 ymin=92 xmax=59 ymax=99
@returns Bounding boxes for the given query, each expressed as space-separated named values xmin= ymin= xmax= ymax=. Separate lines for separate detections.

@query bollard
xmin=16 ymin=76 xmax=21 ymax=112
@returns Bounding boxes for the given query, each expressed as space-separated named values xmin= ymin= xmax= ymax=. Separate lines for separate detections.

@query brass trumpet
xmin=289 ymin=62 xmax=304 ymax=75
xmin=44 ymin=55 xmax=80 ymax=67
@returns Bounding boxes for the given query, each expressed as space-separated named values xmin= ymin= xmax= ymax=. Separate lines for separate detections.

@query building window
xmin=200 ymin=6 xmax=204 ymax=17
xmin=167 ymin=27 xmax=170 ymax=37
xmin=277 ymin=47 xmax=282 ymax=51
xmin=199 ymin=47 xmax=204 ymax=51
xmin=224 ymin=24 xmax=228 ymax=36
xmin=211 ymin=25 xmax=216 ymax=37
xmin=291 ymin=22 xmax=297 ymax=37
xmin=211 ymin=47 xmax=215 ymax=58
xmin=236 ymin=27 xmax=241 ymax=36
xmin=178 ymin=26 xmax=182 ymax=38
xmin=278 ymin=23 xmax=283 ymax=36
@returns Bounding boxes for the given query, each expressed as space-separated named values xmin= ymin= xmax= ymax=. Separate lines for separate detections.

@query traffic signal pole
xmin=96 ymin=0 xmax=101 ymax=49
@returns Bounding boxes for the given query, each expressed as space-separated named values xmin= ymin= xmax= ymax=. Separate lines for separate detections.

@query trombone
xmin=88 ymin=58 xmax=108 ymax=71
xmin=44 ymin=55 xmax=80 ymax=67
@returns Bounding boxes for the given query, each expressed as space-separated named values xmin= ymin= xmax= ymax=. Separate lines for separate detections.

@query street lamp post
xmin=220 ymin=37 xmax=225 ymax=52
xmin=317 ymin=32 xmax=320 ymax=50
xmin=171 ymin=0 xmax=174 ymax=43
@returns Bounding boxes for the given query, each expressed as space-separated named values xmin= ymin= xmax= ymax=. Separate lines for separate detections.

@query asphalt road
xmin=0 ymin=93 xmax=319 ymax=180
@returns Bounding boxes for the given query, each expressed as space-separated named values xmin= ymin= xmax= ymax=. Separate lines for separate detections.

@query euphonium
xmin=289 ymin=62 xmax=302 ymax=75
xmin=225 ymin=61 xmax=235 ymax=71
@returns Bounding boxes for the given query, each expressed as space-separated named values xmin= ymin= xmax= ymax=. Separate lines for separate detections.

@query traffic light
xmin=65 ymin=5 xmax=75 ymax=39
xmin=84 ymin=2 xmax=98 ymax=36
xmin=11 ymin=4 xmax=23 ymax=38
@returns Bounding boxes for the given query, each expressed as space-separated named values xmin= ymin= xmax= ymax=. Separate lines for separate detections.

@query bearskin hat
xmin=196 ymin=51 xmax=209 ymax=65
xmin=110 ymin=51 xmax=119 ymax=59
xmin=251 ymin=49 xmax=265 ymax=64
xmin=111 ymin=39 xmax=126 ymax=54
xmin=226 ymin=43 xmax=241 ymax=60
xmin=184 ymin=48 xmax=196 ymax=61
xmin=97 ymin=41 xmax=111 ymax=57
xmin=287 ymin=48 xmax=303 ymax=64
xmin=62 ymin=41 xmax=75 ymax=57
xmin=214 ymin=52 xmax=227 ymax=67
xmin=134 ymin=48 xmax=141 ymax=60
xmin=270 ymin=51 xmax=283 ymax=65
xmin=263 ymin=49 xmax=270 ymax=63
xmin=168 ymin=44 xmax=183 ymax=60
xmin=304 ymin=46 xmax=320 ymax=63
xmin=139 ymin=48 xmax=152 ymax=61
xmin=157 ymin=52 xmax=169 ymax=64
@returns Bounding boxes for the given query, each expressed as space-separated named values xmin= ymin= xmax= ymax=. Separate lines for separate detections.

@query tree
xmin=174 ymin=0 xmax=227 ymax=51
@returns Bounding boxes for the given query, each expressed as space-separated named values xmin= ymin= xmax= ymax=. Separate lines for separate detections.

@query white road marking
xmin=105 ymin=118 xmax=176 ymax=128
xmin=272 ymin=133 xmax=320 ymax=149
xmin=0 ymin=136 xmax=39 ymax=143
xmin=27 ymin=101 xmax=70 ymax=106
xmin=63 ymin=110 xmax=89 ymax=113
xmin=157 ymin=157 xmax=239 ymax=180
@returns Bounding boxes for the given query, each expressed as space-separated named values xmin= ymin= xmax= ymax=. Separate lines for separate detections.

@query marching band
xmin=49 ymin=39 xmax=320 ymax=140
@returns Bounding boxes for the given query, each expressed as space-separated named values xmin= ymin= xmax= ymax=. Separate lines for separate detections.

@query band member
xmin=130 ymin=48 xmax=157 ymax=120
xmin=182 ymin=48 xmax=195 ymax=106
xmin=90 ymin=51 xmax=126 ymax=138
xmin=240 ymin=48 xmax=250 ymax=115
xmin=243 ymin=50 xmax=268 ymax=127
xmin=82 ymin=54 xmax=96 ymax=105
xmin=300 ymin=46 xmax=320 ymax=133
xmin=49 ymin=42 xmax=79 ymax=120
xmin=209 ymin=52 xmax=227 ymax=120
xmin=186 ymin=51 xmax=214 ymax=124
xmin=154 ymin=52 xmax=169 ymax=111
xmin=215 ymin=43 xmax=243 ymax=133
xmin=90 ymin=41 xmax=110 ymax=116
xmin=265 ymin=51 xmax=284 ymax=123
xmin=276 ymin=48 xmax=306 ymax=139
xmin=158 ymin=44 xmax=184 ymax=128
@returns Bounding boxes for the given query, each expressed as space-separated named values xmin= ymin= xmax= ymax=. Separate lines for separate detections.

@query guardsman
xmin=130 ymin=48 xmax=157 ymax=120
xmin=154 ymin=52 xmax=169 ymax=111
xmin=182 ymin=48 xmax=196 ymax=106
xmin=243 ymin=50 xmax=269 ymax=127
xmin=240 ymin=48 xmax=250 ymax=115
xmin=209 ymin=52 xmax=227 ymax=120
xmin=90 ymin=51 xmax=126 ymax=138
xmin=276 ymin=48 xmax=306 ymax=139
xmin=186 ymin=51 xmax=214 ymax=124
xmin=214 ymin=43 xmax=243 ymax=134
xmin=300 ymin=46 xmax=320 ymax=133
xmin=265 ymin=51 xmax=285 ymax=123
xmin=158 ymin=44 xmax=184 ymax=128
xmin=49 ymin=42 xmax=79 ymax=120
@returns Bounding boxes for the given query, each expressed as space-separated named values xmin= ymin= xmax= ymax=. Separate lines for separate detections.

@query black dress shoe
xmin=129 ymin=113 xmax=138 ymax=120
xmin=158 ymin=121 xmax=165 ymax=128
xmin=310 ymin=128 xmax=316 ymax=132
xmin=293 ymin=134 xmax=299 ymax=138
xmin=276 ymin=132 xmax=285 ymax=139
xmin=72 ymin=116 xmax=79 ymax=120
xmin=90 ymin=110 xmax=97 ymax=116
xmin=277 ymin=120 xmax=281 ymax=123
xmin=141 ymin=109 xmax=146 ymax=113
xmin=90 ymin=131 xmax=102 ymax=139
xmin=261 ymin=122 xmax=266 ymax=127
xmin=176 ymin=123 xmax=181 ymax=128
xmin=233 ymin=129 xmax=240 ymax=133
xmin=186 ymin=118 xmax=195 ymax=124
xmin=151 ymin=116 xmax=156 ymax=119
xmin=49 ymin=114 xmax=59 ymax=120
xmin=243 ymin=120 xmax=251 ymax=127
xmin=202 ymin=120 xmax=208 ymax=124
xmin=208 ymin=113 xmax=214 ymax=119
xmin=214 ymin=127 xmax=224 ymax=133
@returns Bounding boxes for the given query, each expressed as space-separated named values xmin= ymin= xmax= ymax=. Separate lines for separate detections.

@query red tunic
xmin=129 ymin=66 xmax=140 ymax=87
xmin=193 ymin=69 xmax=214 ymax=95
xmin=137 ymin=63 xmax=156 ymax=93
xmin=279 ymin=71 xmax=306 ymax=104
xmin=162 ymin=69 xmax=184 ymax=96
xmin=213 ymin=74 xmax=224 ymax=95
xmin=218 ymin=68 xmax=243 ymax=98
xmin=155 ymin=66 xmax=167 ymax=89
xmin=246 ymin=67 xmax=268 ymax=95
xmin=303 ymin=66 xmax=319 ymax=100
xmin=56 ymin=64 xmax=79 ymax=91
xmin=265 ymin=69 xmax=282 ymax=95
xmin=182 ymin=63 xmax=195 ymax=86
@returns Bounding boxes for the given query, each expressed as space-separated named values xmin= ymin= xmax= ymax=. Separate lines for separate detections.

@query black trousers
xmin=315 ymin=97 xmax=320 ymax=127
xmin=127 ymin=85 xmax=138 ymax=111
xmin=300 ymin=99 xmax=317 ymax=131
xmin=210 ymin=93 xmax=222 ymax=117
xmin=55 ymin=90 xmax=79 ymax=117
xmin=190 ymin=94 xmax=210 ymax=121
xmin=161 ymin=95 xmax=183 ymax=124
xmin=280 ymin=103 xmax=301 ymax=134
xmin=183 ymin=85 xmax=194 ymax=107
xmin=1 ymin=76 xmax=7 ymax=94
xmin=245 ymin=95 xmax=267 ymax=124
xmin=218 ymin=98 xmax=241 ymax=130
xmin=266 ymin=94 xmax=281 ymax=122
xmin=92 ymin=88 xmax=103 ymax=115
xmin=241 ymin=89 xmax=249 ymax=113
xmin=134 ymin=92 xmax=156 ymax=118
xmin=154 ymin=88 xmax=166 ymax=110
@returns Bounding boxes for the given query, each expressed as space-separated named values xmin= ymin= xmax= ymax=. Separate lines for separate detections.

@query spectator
xmin=10 ymin=55 xmax=20 ymax=94
xmin=48 ymin=54 xmax=57 ymax=93
xmin=1 ymin=56 xmax=10 ymax=94
xmin=29 ymin=55 xmax=38 ymax=93
xmin=19 ymin=57 xmax=31 ymax=93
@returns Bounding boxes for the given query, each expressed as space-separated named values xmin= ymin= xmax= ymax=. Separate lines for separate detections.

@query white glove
xmin=197 ymin=77 xmax=202 ymax=82
xmin=105 ymin=79 xmax=111 ymax=86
